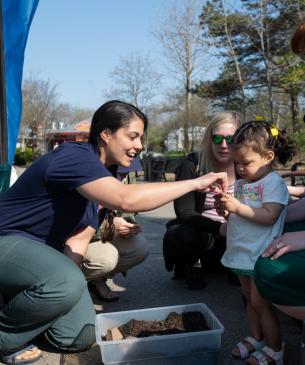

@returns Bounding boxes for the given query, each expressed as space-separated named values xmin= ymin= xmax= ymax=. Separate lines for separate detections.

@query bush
xmin=292 ymin=131 xmax=305 ymax=152
xmin=164 ymin=150 xmax=185 ymax=157
xmin=14 ymin=148 xmax=34 ymax=166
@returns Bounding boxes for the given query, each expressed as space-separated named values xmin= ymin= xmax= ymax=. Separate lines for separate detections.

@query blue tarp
xmin=2 ymin=0 xmax=39 ymax=165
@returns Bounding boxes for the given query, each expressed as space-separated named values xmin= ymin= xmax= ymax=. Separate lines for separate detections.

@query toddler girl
xmin=217 ymin=120 xmax=295 ymax=365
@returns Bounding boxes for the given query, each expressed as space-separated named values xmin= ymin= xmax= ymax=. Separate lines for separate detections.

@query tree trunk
xmin=290 ymin=88 xmax=300 ymax=133
xmin=184 ymin=42 xmax=192 ymax=153
xmin=184 ymin=86 xmax=191 ymax=153
xmin=222 ymin=0 xmax=247 ymax=120
xmin=259 ymin=0 xmax=275 ymax=122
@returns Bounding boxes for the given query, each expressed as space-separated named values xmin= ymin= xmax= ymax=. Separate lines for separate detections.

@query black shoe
xmin=172 ymin=263 xmax=187 ymax=280
xmin=186 ymin=266 xmax=206 ymax=290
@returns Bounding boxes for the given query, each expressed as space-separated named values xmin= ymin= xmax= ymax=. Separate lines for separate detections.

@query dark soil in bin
xmin=118 ymin=311 xmax=210 ymax=339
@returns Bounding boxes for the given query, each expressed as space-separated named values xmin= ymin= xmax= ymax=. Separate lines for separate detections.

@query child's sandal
xmin=231 ymin=336 xmax=265 ymax=359
xmin=246 ymin=345 xmax=284 ymax=365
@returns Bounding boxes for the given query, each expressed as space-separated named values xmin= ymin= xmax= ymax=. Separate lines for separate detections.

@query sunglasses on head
xmin=212 ymin=134 xmax=234 ymax=145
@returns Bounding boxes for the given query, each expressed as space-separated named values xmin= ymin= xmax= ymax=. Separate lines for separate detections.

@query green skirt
xmin=255 ymin=222 xmax=305 ymax=306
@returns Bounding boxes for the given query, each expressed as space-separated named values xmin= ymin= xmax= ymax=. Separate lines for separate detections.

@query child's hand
xmin=217 ymin=192 xmax=241 ymax=213
xmin=214 ymin=194 xmax=229 ymax=219
xmin=218 ymin=207 xmax=230 ymax=220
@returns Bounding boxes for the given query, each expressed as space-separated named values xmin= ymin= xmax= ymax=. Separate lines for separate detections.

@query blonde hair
xmin=198 ymin=111 xmax=241 ymax=174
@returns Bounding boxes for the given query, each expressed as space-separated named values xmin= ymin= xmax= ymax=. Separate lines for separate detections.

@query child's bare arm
xmin=219 ymin=192 xmax=283 ymax=225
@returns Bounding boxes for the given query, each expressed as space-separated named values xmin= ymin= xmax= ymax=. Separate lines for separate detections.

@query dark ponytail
xmin=233 ymin=121 xmax=295 ymax=165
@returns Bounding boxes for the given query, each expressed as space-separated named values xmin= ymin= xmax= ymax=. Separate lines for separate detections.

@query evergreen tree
xmin=196 ymin=0 xmax=305 ymax=131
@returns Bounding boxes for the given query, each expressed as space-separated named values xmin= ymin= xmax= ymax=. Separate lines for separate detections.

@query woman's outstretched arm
xmin=77 ymin=172 xmax=228 ymax=213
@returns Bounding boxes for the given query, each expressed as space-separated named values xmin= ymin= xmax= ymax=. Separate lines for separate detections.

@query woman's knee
xmin=50 ymin=324 xmax=96 ymax=352
xmin=36 ymin=244 xmax=87 ymax=308
xmin=254 ymin=256 xmax=280 ymax=289
xmin=255 ymin=254 xmax=305 ymax=306
xmin=49 ymin=266 xmax=87 ymax=313
xmin=4 ymin=264 xmax=88 ymax=327
xmin=115 ymin=234 xmax=150 ymax=262
xmin=45 ymin=288 xmax=96 ymax=352
xmin=164 ymin=224 xmax=199 ymax=253
xmin=70 ymin=324 xmax=96 ymax=351
xmin=83 ymin=242 xmax=119 ymax=279
xmin=64 ymin=268 xmax=87 ymax=296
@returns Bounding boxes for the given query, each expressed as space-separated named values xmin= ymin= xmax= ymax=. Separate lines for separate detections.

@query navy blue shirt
xmin=0 ymin=142 xmax=112 ymax=250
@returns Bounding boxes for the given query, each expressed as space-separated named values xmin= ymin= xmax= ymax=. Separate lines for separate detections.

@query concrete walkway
xmin=1 ymin=171 xmax=302 ymax=364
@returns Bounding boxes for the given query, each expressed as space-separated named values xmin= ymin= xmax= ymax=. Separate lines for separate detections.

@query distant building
xmin=46 ymin=119 xmax=91 ymax=150
xmin=165 ymin=126 xmax=206 ymax=151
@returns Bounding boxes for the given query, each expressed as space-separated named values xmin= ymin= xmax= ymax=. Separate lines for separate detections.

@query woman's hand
xmin=64 ymin=226 xmax=96 ymax=266
xmin=113 ymin=216 xmax=141 ymax=237
xmin=194 ymin=172 xmax=228 ymax=193
xmin=262 ymin=231 xmax=305 ymax=259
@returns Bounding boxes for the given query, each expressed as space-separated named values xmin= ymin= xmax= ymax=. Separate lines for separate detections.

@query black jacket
xmin=168 ymin=154 xmax=222 ymax=236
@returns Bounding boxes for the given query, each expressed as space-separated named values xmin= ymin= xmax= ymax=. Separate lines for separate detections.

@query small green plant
xmin=14 ymin=147 xmax=34 ymax=166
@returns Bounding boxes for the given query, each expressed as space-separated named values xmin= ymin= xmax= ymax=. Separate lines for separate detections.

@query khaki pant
xmin=82 ymin=233 xmax=150 ymax=281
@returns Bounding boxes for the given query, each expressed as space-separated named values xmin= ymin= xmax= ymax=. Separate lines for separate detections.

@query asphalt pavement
xmin=0 ymin=171 xmax=302 ymax=364
xmin=63 ymin=202 xmax=300 ymax=365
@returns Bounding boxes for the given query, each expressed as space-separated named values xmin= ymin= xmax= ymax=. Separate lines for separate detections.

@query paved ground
xmin=1 ymin=170 xmax=302 ymax=364
xmin=66 ymin=203 xmax=300 ymax=364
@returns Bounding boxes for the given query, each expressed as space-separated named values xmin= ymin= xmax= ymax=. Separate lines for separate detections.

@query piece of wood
xmin=106 ymin=327 xmax=123 ymax=341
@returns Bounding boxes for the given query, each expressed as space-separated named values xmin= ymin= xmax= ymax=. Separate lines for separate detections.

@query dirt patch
xmin=103 ymin=311 xmax=210 ymax=341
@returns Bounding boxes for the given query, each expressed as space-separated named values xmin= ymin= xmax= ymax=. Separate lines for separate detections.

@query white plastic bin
xmin=95 ymin=303 xmax=224 ymax=365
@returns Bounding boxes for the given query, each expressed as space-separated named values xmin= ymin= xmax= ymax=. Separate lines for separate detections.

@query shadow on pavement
xmin=63 ymin=207 xmax=301 ymax=364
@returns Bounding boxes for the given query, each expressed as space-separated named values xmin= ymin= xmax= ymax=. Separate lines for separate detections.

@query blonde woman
xmin=163 ymin=111 xmax=241 ymax=289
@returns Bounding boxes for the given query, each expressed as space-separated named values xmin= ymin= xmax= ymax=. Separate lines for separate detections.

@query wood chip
xmin=106 ymin=327 xmax=123 ymax=341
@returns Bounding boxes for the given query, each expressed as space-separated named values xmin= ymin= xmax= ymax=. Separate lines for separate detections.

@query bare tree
xmin=154 ymin=0 xmax=209 ymax=152
xmin=57 ymin=105 xmax=94 ymax=127
xmin=21 ymin=76 xmax=57 ymax=153
xmin=21 ymin=76 xmax=76 ymax=154
xmin=221 ymin=0 xmax=247 ymax=119
xmin=21 ymin=75 xmax=95 ymax=155
xmin=67 ymin=106 xmax=93 ymax=124
xmin=105 ymin=52 xmax=162 ymax=111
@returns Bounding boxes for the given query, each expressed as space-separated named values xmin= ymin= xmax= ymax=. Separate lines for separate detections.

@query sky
xmin=23 ymin=0 xmax=176 ymax=110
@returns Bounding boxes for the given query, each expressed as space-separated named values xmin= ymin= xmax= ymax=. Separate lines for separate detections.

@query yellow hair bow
xmin=270 ymin=126 xmax=279 ymax=139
